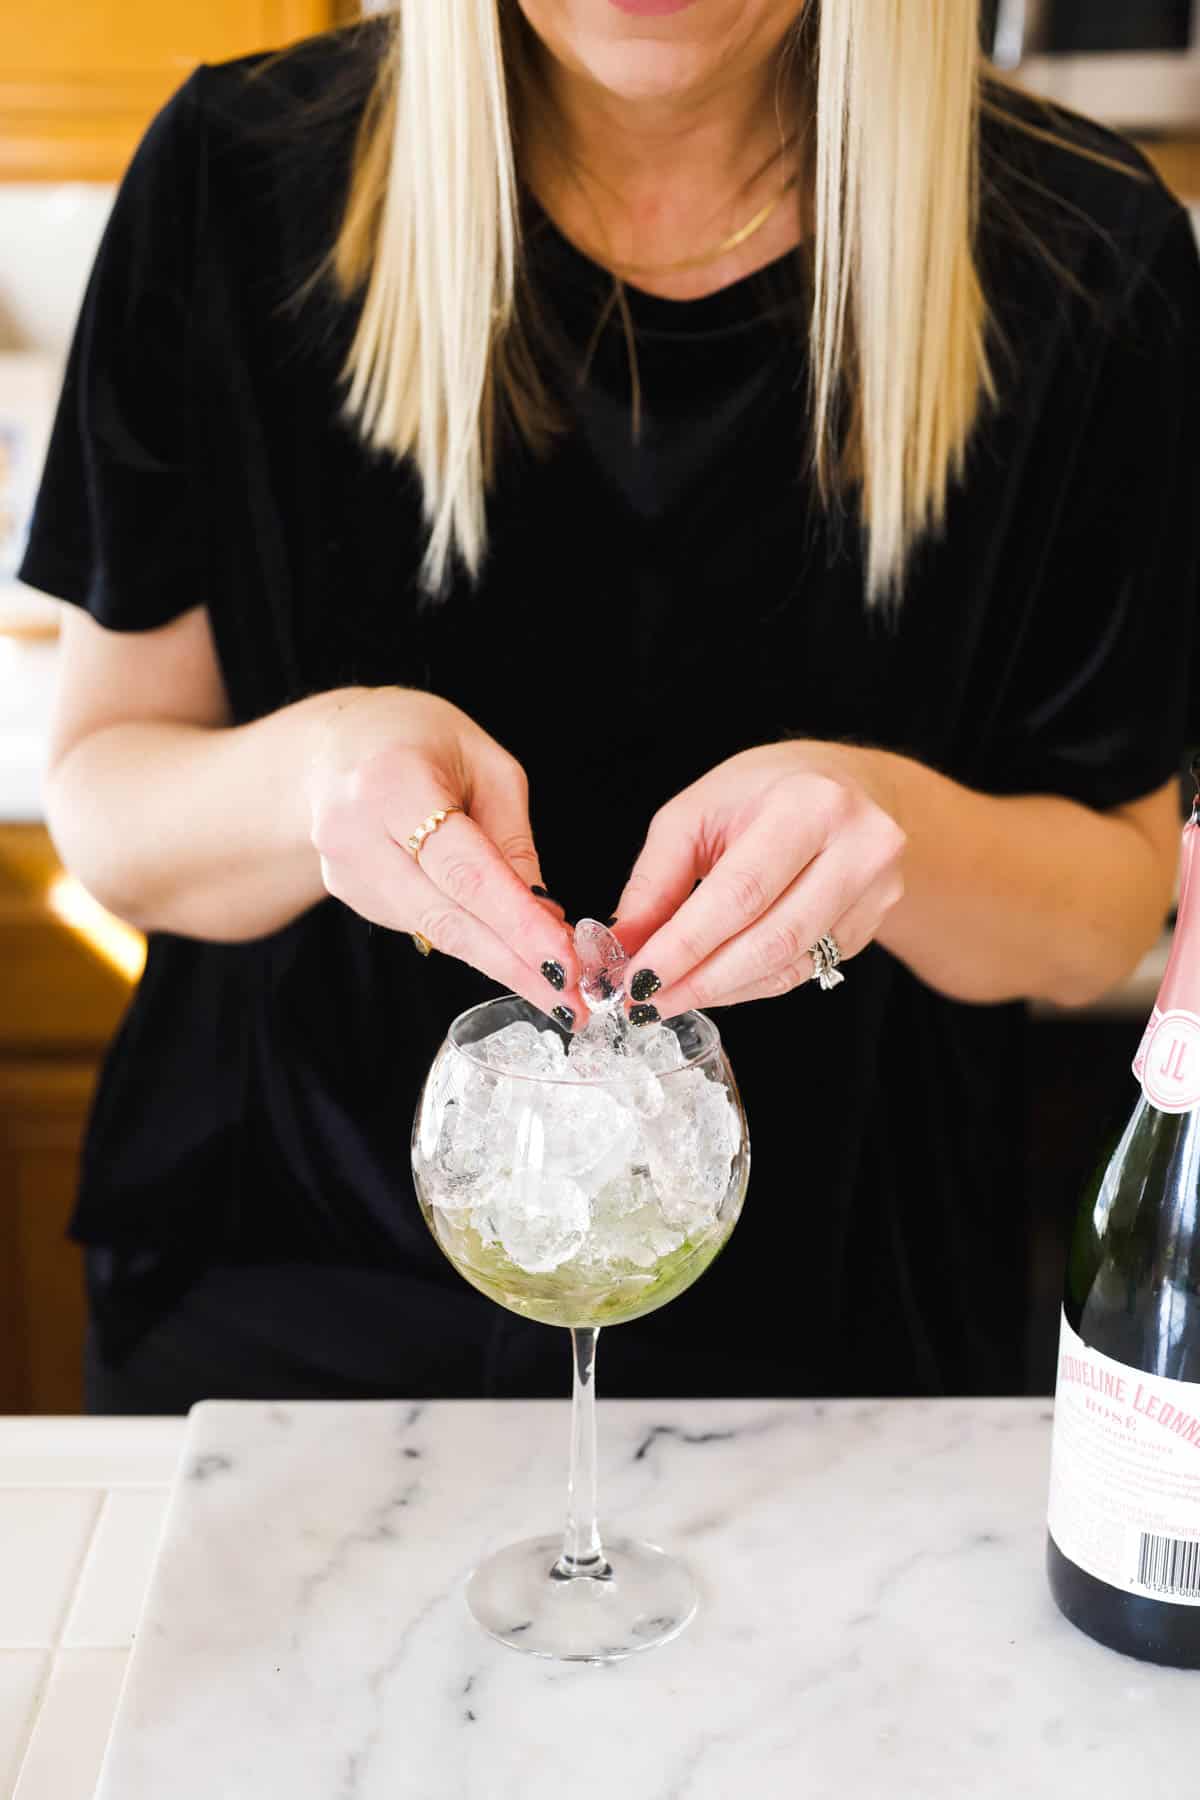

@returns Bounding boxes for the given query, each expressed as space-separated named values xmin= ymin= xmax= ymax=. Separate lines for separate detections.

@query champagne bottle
xmin=1046 ymin=790 xmax=1200 ymax=1667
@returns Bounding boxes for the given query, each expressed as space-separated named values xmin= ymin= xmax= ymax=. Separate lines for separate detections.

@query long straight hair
xmin=335 ymin=1 xmax=990 ymax=604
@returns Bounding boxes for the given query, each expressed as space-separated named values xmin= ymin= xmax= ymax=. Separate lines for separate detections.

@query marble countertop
xmin=1 ymin=1400 xmax=1194 ymax=1800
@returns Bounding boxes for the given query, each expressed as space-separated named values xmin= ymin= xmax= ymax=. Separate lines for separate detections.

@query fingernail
xmin=630 ymin=969 xmax=661 ymax=1003
xmin=532 ymin=885 xmax=564 ymax=908
xmin=629 ymin=1003 xmax=660 ymax=1027
xmin=552 ymin=1004 xmax=576 ymax=1032
xmin=541 ymin=960 xmax=566 ymax=991
xmin=604 ymin=915 xmax=619 ymax=928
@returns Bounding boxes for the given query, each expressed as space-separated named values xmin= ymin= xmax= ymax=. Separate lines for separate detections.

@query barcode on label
xmin=1136 ymin=1532 xmax=1200 ymax=1598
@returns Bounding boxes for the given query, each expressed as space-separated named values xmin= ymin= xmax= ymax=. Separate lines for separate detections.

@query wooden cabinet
xmin=0 ymin=824 xmax=138 ymax=1412
xmin=1136 ymin=136 xmax=1200 ymax=204
xmin=0 ymin=0 xmax=355 ymax=182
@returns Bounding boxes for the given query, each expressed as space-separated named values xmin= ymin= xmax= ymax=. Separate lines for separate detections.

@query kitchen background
xmin=0 ymin=1 xmax=1197 ymax=1414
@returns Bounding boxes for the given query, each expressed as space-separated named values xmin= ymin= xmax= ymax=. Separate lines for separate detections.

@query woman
xmin=19 ymin=1 xmax=1198 ymax=1412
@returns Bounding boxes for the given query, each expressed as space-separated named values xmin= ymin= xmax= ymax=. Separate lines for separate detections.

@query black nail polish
xmin=629 ymin=1003 xmax=660 ymax=1027
xmin=630 ymin=969 xmax=662 ymax=1003
xmin=552 ymin=1004 xmax=575 ymax=1032
xmin=531 ymin=886 xmax=564 ymax=908
xmin=541 ymin=960 xmax=566 ymax=991
xmin=604 ymin=915 xmax=619 ymax=928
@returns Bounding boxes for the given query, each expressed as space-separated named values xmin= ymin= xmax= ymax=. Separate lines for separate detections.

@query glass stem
xmin=552 ymin=1327 xmax=612 ymax=1581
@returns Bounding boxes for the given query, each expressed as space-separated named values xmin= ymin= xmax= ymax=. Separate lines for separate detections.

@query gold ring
xmin=410 ymin=932 xmax=433 ymax=957
xmin=405 ymin=804 xmax=464 ymax=867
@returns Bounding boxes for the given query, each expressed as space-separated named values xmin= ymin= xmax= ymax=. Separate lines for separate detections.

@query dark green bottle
xmin=1046 ymin=805 xmax=1200 ymax=1667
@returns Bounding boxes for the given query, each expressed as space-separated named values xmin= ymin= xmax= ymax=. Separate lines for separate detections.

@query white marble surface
xmin=59 ymin=1397 xmax=1192 ymax=1800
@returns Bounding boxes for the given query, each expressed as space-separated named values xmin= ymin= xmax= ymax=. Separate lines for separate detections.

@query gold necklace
xmin=555 ymin=128 xmax=801 ymax=282
xmin=601 ymin=172 xmax=800 ymax=279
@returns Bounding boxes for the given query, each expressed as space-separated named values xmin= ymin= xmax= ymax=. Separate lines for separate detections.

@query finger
xmin=468 ymin=755 xmax=545 ymax=891
xmin=609 ymin=801 xmax=707 ymax=963
xmin=396 ymin=805 xmax=583 ymax=1012
xmin=683 ymin=875 xmax=899 ymax=1012
xmin=321 ymin=841 xmax=584 ymax=1032
xmin=467 ymin=757 xmax=567 ymax=918
xmin=645 ymin=847 xmax=887 ymax=1019
xmin=621 ymin=810 xmax=828 ymax=1017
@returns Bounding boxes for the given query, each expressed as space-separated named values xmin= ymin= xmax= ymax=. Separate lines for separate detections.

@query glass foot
xmin=465 ymin=1534 xmax=698 ymax=1663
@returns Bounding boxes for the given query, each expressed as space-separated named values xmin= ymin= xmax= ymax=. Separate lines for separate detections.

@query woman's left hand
xmin=612 ymin=742 xmax=907 ymax=1018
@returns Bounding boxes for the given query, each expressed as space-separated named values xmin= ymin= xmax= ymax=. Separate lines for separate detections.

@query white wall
xmin=0 ymin=184 xmax=115 ymax=356
xmin=0 ymin=186 xmax=113 ymax=811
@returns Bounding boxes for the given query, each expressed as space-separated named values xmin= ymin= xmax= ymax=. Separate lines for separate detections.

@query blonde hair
xmin=335 ymin=1 xmax=990 ymax=604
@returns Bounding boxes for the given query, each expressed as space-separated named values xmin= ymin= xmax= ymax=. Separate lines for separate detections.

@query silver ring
xmin=809 ymin=932 xmax=845 ymax=991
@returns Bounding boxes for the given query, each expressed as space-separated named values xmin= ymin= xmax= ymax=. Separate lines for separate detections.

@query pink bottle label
xmin=1134 ymin=817 xmax=1200 ymax=1109
xmin=1141 ymin=1009 xmax=1200 ymax=1114
xmin=1132 ymin=1006 xmax=1162 ymax=1082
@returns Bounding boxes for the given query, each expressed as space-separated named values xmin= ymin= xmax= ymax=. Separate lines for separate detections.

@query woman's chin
xmin=573 ymin=38 xmax=714 ymax=104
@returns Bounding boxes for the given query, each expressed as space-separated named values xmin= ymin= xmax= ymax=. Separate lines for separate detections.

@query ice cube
xmin=467 ymin=1185 xmax=502 ymax=1248
xmin=582 ymin=1171 xmax=684 ymax=1270
xmin=432 ymin=1097 xmax=489 ymax=1185
xmin=631 ymin=1024 xmax=685 ymax=1073
xmin=693 ymin=1079 xmax=740 ymax=1166
xmin=539 ymin=1082 xmax=637 ymax=1190
xmin=429 ymin=1164 xmax=486 ymax=1213
xmin=574 ymin=918 xmax=628 ymax=1013
xmin=567 ymin=1019 xmax=627 ymax=1079
xmin=639 ymin=1085 xmax=731 ymax=1233
xmin=495 ymin=1174 xmax=590 ymax=1273
xmin=569 ymin=1005 xmax=628 ymax=1066
xmin=646 ymin=1154 xmax=721 ymax=1233
xmin=590 ymin=1170 xmax=646 ymax=1221
xmin=484 ymin=1020 xmax=560 ymax=1076
xmin=615 ymin=1056 xmax=665 ymax=1120
xmin=565 ymin=1040 xmax=611 ymax=1079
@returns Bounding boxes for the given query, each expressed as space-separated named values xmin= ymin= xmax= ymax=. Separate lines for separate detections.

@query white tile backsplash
xmin=0 ymin=1653 xmax=49 ymax=1799
xmin=0 ymin=1420 xmax=185 ymax=1491
xmin=0 ymin=1492 xmax=102 ymax=1649
xmin=62 ymin=1493 xmax=171 ymax=1652
xmin=0 ymin=185 xmax=114 ymax=356
xmin=12 ymin=1649 xmax=129 ymax=1800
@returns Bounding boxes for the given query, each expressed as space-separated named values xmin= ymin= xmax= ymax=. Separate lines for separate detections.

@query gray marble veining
xmin=95 ymin=1397 xmax=1192 ymax=1799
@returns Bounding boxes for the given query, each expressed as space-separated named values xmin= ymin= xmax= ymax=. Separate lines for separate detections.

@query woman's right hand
xmin=306 ymin=686 xmax=583 ymax=1025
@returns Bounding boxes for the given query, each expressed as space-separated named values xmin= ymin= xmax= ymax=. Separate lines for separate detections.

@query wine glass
xmin=411 ymin=993 xmax=750 ymax=1663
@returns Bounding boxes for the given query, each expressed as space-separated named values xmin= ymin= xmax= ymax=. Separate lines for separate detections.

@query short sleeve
xmin=981 ymin=202 xmax=1200 ymax=811
xmin=16 ymin=70 xmax=207 ymax=631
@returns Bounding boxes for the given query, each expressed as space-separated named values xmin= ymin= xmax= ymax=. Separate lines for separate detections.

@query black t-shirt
xmin=18 ymin=24 xmax=1200 ymax=1396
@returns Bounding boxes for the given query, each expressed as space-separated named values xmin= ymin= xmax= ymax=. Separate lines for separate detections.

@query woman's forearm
xmin=43 ymin=691 xmax=348 ymax=942
xmin=832 ymin=748 xmax=1177 ymax=1007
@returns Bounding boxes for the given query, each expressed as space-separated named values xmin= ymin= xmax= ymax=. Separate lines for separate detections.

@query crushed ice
xmin=419 ymin=920 xmax=740 ymax=1276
